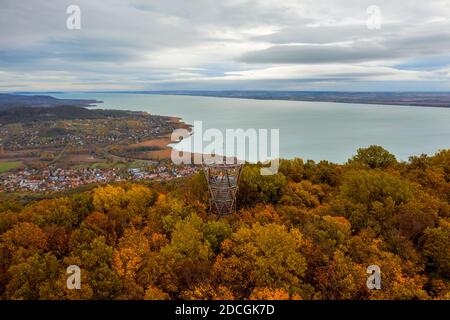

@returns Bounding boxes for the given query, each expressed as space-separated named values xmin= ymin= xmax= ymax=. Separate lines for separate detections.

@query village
xmin=0 ymin=104 xmax=198 ymax=193
xmin=0 ymin=113 xmax=177 ymax=151
xmin=0 ymin=164 xmax=200 ymax=192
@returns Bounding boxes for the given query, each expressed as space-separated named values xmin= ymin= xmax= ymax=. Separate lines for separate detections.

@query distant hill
xmin=0 ymin=105 xmax=135 ymax=124
xmin=0 ymin=93 xmax=101 ymax=110
xmin=143 ymin=91 xmax=450 ymax=108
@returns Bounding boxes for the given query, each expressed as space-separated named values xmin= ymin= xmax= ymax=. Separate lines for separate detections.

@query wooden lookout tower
xmin=203 ymin=162 xmax=243 ymax=215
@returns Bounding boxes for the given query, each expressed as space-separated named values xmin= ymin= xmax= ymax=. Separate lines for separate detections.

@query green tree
xmin=202 ymin=220 xmax=232 ymax=253
xmin=348 ymin=145 xmax=397 ymax=169
xmin=421 ymin=221 xmax=450 ymax=277
xmin=5 ymin=252 xmax=60 ymax=299
xmin=238 ymin=165 xmax=286 ymax=207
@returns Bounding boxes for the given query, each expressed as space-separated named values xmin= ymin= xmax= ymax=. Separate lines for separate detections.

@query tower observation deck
xmin=203 ymin=162 xmax=243 ymax=215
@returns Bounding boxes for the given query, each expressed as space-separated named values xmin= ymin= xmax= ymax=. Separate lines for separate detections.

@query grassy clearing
xmin=90 ymin=162 xmax=128 ymax=169
xmin=72 ymin=161 xmax=146 ymax=170
xmin=0 ymin=161 xmax=22 ymax=173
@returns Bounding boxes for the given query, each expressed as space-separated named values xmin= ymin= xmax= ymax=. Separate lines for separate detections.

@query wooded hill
xmin=0 ymin=105 xmax=145 ymax=124
xmin=0 ymin=146 xmax=448 ymax=300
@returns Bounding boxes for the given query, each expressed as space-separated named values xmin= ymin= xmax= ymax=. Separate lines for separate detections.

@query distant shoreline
xmin=12 ymin=91 xmax=450 ymax=109
xmin=137 ymin=91 xmax=450 ymax=109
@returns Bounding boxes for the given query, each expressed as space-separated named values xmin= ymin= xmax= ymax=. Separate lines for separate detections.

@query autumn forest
xmin=0 ymin=146 xmax=449 ymax=300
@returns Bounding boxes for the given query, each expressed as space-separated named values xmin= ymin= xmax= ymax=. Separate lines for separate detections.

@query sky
xmin=1 ymin=0 xmax=450 ymax=92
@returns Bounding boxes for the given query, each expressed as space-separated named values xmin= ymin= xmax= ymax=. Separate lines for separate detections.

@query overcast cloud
xmin=1 ymin=0 xmax=450 ymax=91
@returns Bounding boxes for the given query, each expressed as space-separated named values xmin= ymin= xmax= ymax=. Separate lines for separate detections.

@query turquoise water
xmin=53 ymin=93 xmax=450 ymax=163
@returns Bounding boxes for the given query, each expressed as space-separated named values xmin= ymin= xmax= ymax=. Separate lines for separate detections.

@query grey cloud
xmin=239 ymin=43 xmax=394 ymax=64
xmin=253 ymin=24 xmax=376 ymax=44
xmin=1 ymin=0 xmax=450 ymax=91
xmin=239 ymin=28 xmax=450 ymax=64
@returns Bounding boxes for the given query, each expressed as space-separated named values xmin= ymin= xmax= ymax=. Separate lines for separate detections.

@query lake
xmin=53 ymin=93 xmax=450 ymax=163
